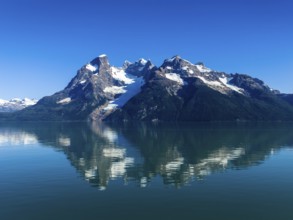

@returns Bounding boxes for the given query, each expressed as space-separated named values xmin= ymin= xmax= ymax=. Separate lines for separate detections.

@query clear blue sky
xmin=0 ymin=0 xmax=292 ymax=99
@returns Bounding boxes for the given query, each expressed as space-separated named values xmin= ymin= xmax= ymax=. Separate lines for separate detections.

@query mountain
xmin=0 ymin=98 xmax=37 ymax=112
xmin=5 ymin=54 xmax=293 ymax=121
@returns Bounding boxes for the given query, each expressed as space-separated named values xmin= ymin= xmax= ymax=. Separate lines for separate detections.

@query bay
xmin=0 ymin=121 xmax=293 ymax=220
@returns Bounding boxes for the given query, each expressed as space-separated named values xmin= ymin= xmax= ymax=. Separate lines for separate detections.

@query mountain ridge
xmin=2 ymin=54 xmax=293 ymax=121
xmin=0 ymin=98 xmax=37 ymax=112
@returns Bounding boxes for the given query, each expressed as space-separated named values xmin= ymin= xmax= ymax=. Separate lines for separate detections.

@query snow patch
xmin=99 ymin=54 xmax=107 ymax=57
xmin=103 ymin=76 xmax=145 ymax=111
xmin=182 ymin=66 xmax=194 ymax=74
xmin=110 ymin=67 xmax=135 ymax=84
xmin=57 ymin=97 xmax=71 ymax=104
xmin=196 ymin=75 xmax=244 ymax=94
xmin=195 ymin=64 xmax=212 ymax=73
xmin=11 ymin=98 xmax=22 ymax=102
xmin=165 ymin=73 xmax=184 ymax=85
xmin=188 ymin=69 xmax=194 ymax=74
xmin=104 ymin=86 xmax=126 ymax=95
xmin=80 ymin=80 xmax=86 ymax=84
xmin=0 ymin=99 xmax=9 ymax=104
xmin=219 ymin=76 xmax=244 ymax=94
xmin=197 ymin=76 xmax=222 ymax=87
xmin=86 ymin=64 xmax=98 ymax=72
xmin=23 ymin=98 xmax=37 ymax=106
xmin=166 ymin=57 xmax=176 ymax=62
xmin=139 ymin=58 xmax=147 ymax=65
xmin=103 ymin=101 xmax=118 ymax=111
xmin=0 ymin=98 xmax=37 ymax=112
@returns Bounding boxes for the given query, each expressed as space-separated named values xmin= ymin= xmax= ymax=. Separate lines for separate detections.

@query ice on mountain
xmin=0 ymin=99 xmax=9 ymax=104
xmin=165 ymin=73 xmax=184 ymax=85
xmin=196 ymin=76 xmax=222 ymax=87
xmin=86 ymin=64 xmax=98 ymax=72
xmin=218 ymin=76 xmax=244 ymax=94
xmin=57 ymin=97 xmax=71 ymax=104
xmin=23 ymin=98 xmax=37 ymax=106
xmin=103 ymin=76 xmax=145 ymax=111
xmin=104 ymin=86 xmax=127 ymax=95
xmin=138 ymin=58 xmax=147 ymax=65
xmin=110 ymin=67 xmax=135 ymax=84
xmin=195 ymin=64 xmax=212 ymax=73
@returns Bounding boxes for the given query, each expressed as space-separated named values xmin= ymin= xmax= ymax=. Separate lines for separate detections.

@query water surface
xmin=0 ymin=122 xmax=293 ymax=220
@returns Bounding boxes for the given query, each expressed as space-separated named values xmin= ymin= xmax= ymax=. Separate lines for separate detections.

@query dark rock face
xmin=5 ymin=54 xmax=293 ymax=122
xmin=229 ymin=74 xmax=270 ymax=96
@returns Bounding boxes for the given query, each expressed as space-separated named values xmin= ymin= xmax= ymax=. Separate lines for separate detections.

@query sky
xmin=0 ymin=0 xmax=292 ymax=99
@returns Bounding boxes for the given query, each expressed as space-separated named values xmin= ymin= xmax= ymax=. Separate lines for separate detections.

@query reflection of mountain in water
xmin=0 ymin=125 xmax=38 ymax=146
xmin=1 ymin=122 xmax=293 ymax=189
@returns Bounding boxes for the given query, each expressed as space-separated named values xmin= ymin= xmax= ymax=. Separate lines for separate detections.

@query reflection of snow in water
xmin=110 ymin=157 xmax=134 ymax=178
xmin=89 ymin=123 xmax=118 ymax=143
xmin=79 ymin=123 xmax=136 ymax=189
xmin=103 ymin=146 xmax=134 ymax=178
xmin=101 ymin=128 xmax=118 ymax=143
xmin=160 ymin=147 xmax=246 ymax=184
xmin=164 ymin=157 xmax=184 ymax=173
xmin=103 ymin=148 xmax=125 ymax=158
xmin=0 ymin=131 xmax=38 ymax=146
xmin=190 ymin=147 xmax=245 ymax=177
xmin=140 ymin=177 xmax=148 ymax=188
xmin=85 ymin=167 xmax=98 ymax=179
xmin=82 ymin=123 xmax=248 ymax=189
xmin=58 ymin=136 xmax=71 ymax=147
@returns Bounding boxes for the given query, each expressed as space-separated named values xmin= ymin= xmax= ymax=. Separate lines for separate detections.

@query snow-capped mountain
xmin=0 ymin=98 xmax=38 ymax=112
xmin=5 ymin=54 xmax=293 ymax=121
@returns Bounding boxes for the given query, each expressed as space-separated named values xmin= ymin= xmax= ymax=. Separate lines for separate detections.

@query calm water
xmin=0 ymin=121 xmax=293 ymax=220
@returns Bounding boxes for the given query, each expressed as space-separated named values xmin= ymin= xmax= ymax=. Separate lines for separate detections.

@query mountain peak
xmin=138 ymin=58 xmax=147 ymax=65
xmin=166 ymin=55 xmax=181 ymax=62
xmin=88 ymin=54 xmax=110 ymax=71
xmin=161 ymin=55 xmax=193 ymax=71
xmin=91 ymin=54 xmax=109 ymax=65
